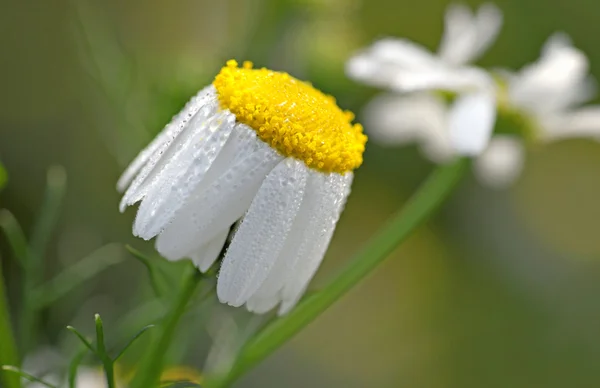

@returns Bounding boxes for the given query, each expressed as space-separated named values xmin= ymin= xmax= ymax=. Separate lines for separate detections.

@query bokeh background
xmin=2 ymin=0 xmax=600 ymax=387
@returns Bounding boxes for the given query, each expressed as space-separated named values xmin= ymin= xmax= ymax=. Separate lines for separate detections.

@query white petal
xmin=438 ymin=4 xmax=502 ymax=66
xmin=509 ymin=34 xmax=590 ymax=112
xmin=541 ymin=32 xmax=573 ymax=55
xmin=542 ymin=106 xmax=600 ymax=140
xmin=278 ymin=171 xmax=353 ymax=315
xmin=246 ymin=296 xmax=280 ymax=314
xmin=188 ymin=229 xmax=230 ymax=272
xmin=120 ymin=90 xmax=219 ymax=212
xmin=133 ymin=110 xmax=235 ymax=239
xmin=246 ymin=171 xmax=352 ymax=315
xmin=473 ymin=135 xmax=524 ymax=188
xmin=117 ymin=86 xmax=216 ymax=193
xmin=346 ymin=38 xmax=439 ymax=87
xmin=155 ymin=129 xmax=282 ymax=260
xmin=390 ymin=66 xmax=491 ymax=93
xmin=362 ymin=92 xmax=445 ymax=144
xmin=438 ymin=3 xmax=477 ymax=65
xmin=448 ymin=90 xmax=496 ymax=155
xmin=370 ymin=38 xmax=439 ymax=69
xmin=471 ymin=3 xmax=503 ymax=62
xmin=217 ymin=159 xmax=308 ymax=307
xmin=362 ymin=92 xmax=456 ymax=163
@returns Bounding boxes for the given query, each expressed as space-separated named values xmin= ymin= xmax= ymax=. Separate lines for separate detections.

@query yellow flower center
xmin=213 ymin=60 xmax=367 ymax=173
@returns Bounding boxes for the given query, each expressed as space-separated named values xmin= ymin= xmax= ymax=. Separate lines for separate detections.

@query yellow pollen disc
xmin=213 ymin=60 xmax=367 ymax=173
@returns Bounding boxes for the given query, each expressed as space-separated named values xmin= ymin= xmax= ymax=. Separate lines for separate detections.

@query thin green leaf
xmin=205 ymin=158 xmax=469 ymax=387
xmin=0 ymin=161 xmax=7 ymax=191
xmin=94 ymin=314 xmax=107 ymax=358
xmin=130 ymin=266 xmax=203 ymax=388
xmin=19 ymin=166 xmax=67 ymax=352
xmin=66 ymin=326 xmax=96 ymax=354
xmin=68 ymin=346 xmax=89 ymax=388
xmin=31 ymin=244 xmax=125 ymax=309
xmin=114 ymin=324 xmax=154 ymax=361
xmin=0 ymin=261 xmax=20 ymax=388
xmin=126 ymin=245 xmax=171 ymax=298
xmin=160 ymin=382 xmax=203 ymax=388
xmin=94 ymin=314 xmax=116 ymax=388
xmin=29 ymin=165 xmax=67 ymax=270
xmin=0 ymin=209 xmax=29 ymax=268
xmin=1 ymin=366 xmax=57 ymax=388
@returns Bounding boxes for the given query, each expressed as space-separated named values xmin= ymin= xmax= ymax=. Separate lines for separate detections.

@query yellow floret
xmin=213 ymin=60 xmax=367 ymax=173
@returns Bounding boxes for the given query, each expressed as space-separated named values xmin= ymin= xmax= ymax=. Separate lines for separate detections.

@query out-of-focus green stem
xmin=20 ymin=166 xmax=66 ymax=354
xmin=205 ymin=158 xmax=469 ymax=388
xmin=129 ymin=267 xmax=203 ymax=388
xmin=0 ymin=257 xmax=21 ymax=388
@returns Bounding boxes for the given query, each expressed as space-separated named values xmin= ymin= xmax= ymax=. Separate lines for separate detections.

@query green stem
xmin=130 ymin=267 xmax=203 ymax=388
xmin=206 ymin=158 xmax=469 ymax=387
xmin=21 ymin=166 xmax=66 ymax=354
xmin=94 ymin=314 xmax=115 ymax=388
xmin=0 ymin=259 xmax=20 ymax=388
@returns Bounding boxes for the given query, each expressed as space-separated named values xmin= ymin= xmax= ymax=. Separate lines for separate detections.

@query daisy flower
xmin=118 ymin=60 xmax=367 ymax=315
xmin=346 ymin=3 xmax=502 ymax=155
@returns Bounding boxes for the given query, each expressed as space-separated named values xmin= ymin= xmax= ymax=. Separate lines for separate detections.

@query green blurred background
xmin=2 ymin=0 xmax=600 ymax=387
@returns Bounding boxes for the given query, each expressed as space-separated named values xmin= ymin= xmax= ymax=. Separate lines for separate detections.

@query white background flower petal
xmin=371 ymin=38 xmax=439 ymax=68
xmin=390 ymin=67 xmax=491 ymax=93
xmin=437 ymin=3 xmax=502 ymax=66
xmin=542 ymin=106 xmax=600 ymax=140
xmin=448 ymin=90 xmax=496 ymax=155
xmin=508 ymin=34 xmax=589 ymax=113
xmin=438 ymin=3 xmax=477 ymax=66
xmin=471 ymin=3 xmax=503 ymax=62
xmin=362 ymin=92 xmax=446 ymax=145
xmin=473 ymin=135 xmax=525 ymax=188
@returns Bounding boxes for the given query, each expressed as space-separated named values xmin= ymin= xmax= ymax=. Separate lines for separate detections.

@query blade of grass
xmin=94 ymin=314 xmax=115 ymax=388
xmin=205 ymin=158 xmax=469 ymax=387
xmin=1 ymin=366 xmax=56 ymax=388
xmin=0 ymin=210 xmax=29 ymax=268
xmin=21 ymin=166 xmax=67 ymax=353
xmin=130 ymin=265 xmax=203 ymax=388
xmin=126 ymin=245 xmax=171 ymax=298
xmin=0 ymin=161 xmax=7 ymax=191
xmin=66 ymin=326 xmax=96 ymax=354
xmin=68 ymin=346 xmax=89 ymax=388
xmin=28 ymin=165 xmax=67 ymax=269
xmin=0 ymin=259 xmax=20 ymax=388
xmin=31 ymin=244 xmax=125 ymax=309
xmin=113 ymin=324 xmax=154 ymax=361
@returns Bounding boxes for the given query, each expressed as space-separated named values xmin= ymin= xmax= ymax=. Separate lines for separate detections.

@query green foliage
xmin=0 ymin=262 xmax=20 ymax=388
xmin=1 ymin=366 xmax=56 ymax=388
xmin=0 ymin=161 xmax=6 ymax=191
xmin=68 ymin=314 xmax=154 ymax=388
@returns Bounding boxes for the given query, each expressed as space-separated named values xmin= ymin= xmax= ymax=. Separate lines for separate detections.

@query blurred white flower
xmin=473 ymin=33 xmax=600 ymax=187
xmin=472 ymin=135 xmax=525 ymax=188
xmin=119 ymin=60 xmax=366 ymax=315
xmin=362 ymin=91 xmax=524 ymax=188
xmin=504 ymin=33 xmax=600 ymax=141
xmin=347 ymin=3 xmax=502 ymax=155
